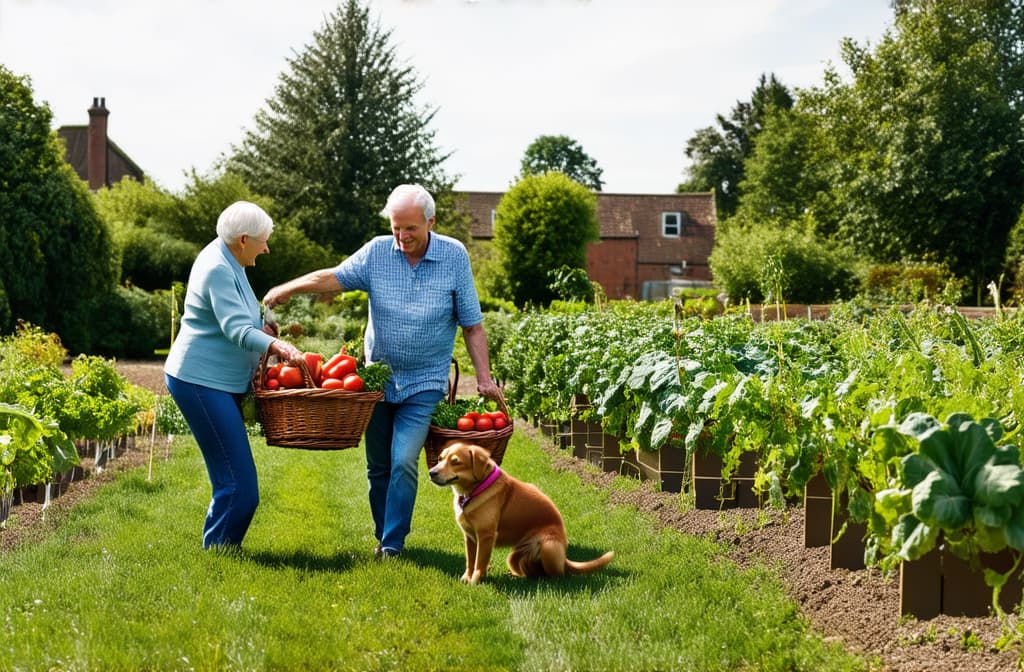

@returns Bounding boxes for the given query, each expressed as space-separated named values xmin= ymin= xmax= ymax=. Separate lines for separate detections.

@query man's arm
xmin=263 ymin=268 xmax=343 ymax=308
xmin=462 ymin=322 xmax=501 ymax=400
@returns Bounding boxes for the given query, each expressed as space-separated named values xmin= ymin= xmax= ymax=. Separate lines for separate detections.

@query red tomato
xmin=341 ymin=373 xmax=364 ymax=391
xmin=326 ymin=355 xmax=357 ymax=380
xmin=465 ymin=411 xmax=481 ymax=421
xmin=303 ymin=352 xmax=324 ymax=385
xmin=492 ymin=416 xmax=508 ymax=430
xmin=475 ymin=416 xmax=494 ymax=431
xmin=265 ymin=378 xmax=280 ymax=390
xmin=278 ymin=365 xmax=304 ymax=389
xmin=266 ymin=363 xmax=283 ymax=380
xmin=320 ymin=378 xmax=345 ymax=389
xmin=323 ymin=352 xmax=346 ymax=372
xmin=456 ymin=416 xmax=476 ymax=431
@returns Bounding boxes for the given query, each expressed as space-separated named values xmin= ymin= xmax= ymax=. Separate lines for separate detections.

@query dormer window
xmin=662 ymin=212 xmax=682 ymax=237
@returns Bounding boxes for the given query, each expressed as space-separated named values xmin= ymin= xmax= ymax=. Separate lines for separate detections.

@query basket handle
xmin=446 ymin=357 xmax=459 ymax=404
xmin=494 ymin=388 xmax=511 ymax=421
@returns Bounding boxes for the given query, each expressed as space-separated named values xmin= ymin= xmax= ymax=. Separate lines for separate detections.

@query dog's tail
xmin=565 ymin=551 xmax=614 ymax=575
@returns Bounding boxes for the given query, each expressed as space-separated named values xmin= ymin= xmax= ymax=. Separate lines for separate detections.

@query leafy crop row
xmin=0 ymin=324 xmax=153 ymax=525
xmin=493 ymin=301 xmax=1024 ymax=623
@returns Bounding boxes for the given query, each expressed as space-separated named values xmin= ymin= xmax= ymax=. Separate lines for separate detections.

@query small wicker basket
xmin=423 ymin=359 xmax=512 ymax=468
xmin=253 ymin=353 xmax=383 ymax=450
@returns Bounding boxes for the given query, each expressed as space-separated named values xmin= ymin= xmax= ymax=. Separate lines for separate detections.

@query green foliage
xmin=227 ymin=0 xmax=454 ymax=255
xmin=863 ymin=259 xmax=966 ymax=305
xmin=732 ymin=105 xmax=832 ymax=227
xmin=1001 ymin=205 xmax=1024 ymax=304
xmin=678 ymin=73 xmax=794 ymax=218
xmin=154 ymin=396 xmax=190 ymax=436
xmin=709 ymin=218 xmax=861 ymax=304
xmin=800 ymin=0 xmax=1024 ymax=301
xmin=165 ymin=170 xmax=276 ymax=246
xmin=0 ymin=65 xmax=118 ymax=352
xmin=519 ymin=134 xmax=604 ymax=191
xmin=493 ymin=172 xmax=599 ymax=307
xmin=547 ymin=265 xmax=595 ymax=303
xmin=85 ymin=285 xmax=173 ymax=358
xmin=109 ymin=221 xmax=199 ymax=291
xmin=873 ymin=413 xmax=1024 ymax=563
xmin=94 ymin=176 xmax=177 ymax=228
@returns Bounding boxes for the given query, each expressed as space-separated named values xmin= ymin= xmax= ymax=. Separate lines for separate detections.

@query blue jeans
xmin=165 ymin=374 xmax=259 ymax=549
xmin=364 ymin=389 xmax=444 ymax=553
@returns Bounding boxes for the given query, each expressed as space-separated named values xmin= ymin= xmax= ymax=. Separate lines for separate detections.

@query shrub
xmin=709 ymin=219 xmax=861 ymax=304
xmin=86 ymin=285 xmax=172 ymax=358
xmin=111 ymin=222 xmax=199 ymax=291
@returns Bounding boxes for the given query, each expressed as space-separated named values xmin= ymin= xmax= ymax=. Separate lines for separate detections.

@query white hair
xmin=380 ymin=184 xmax=435 ymax=221
xmin=216 ymin=201 xmax=274 ymax=243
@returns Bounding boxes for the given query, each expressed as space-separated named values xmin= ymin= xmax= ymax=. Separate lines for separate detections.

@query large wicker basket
xmin=423 ymin=359 xmax=512 ymax=468
xmin=253 ymin=353 xmax=383 ymax=450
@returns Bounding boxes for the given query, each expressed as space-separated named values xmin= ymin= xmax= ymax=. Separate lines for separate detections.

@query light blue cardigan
xmin=164 ymin=239 xmax=276 ymax=393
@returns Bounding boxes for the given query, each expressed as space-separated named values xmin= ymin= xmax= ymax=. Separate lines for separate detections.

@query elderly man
xmin=264 ymin=184 xmax=500 ymax=558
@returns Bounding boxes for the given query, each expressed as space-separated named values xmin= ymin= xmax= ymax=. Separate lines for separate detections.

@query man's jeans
xmin=364 ymin=389 xmax=445 ymax=553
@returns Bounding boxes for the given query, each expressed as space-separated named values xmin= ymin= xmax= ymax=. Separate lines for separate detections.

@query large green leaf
xmin=901 ymin=453 xmax=933 ymax=489
xmin=951 ymin=420 xmax=996 ymax=497
xmin=912 ymin=470 xmax=971 ymax=529
xmin=892 ymin=514 xmax=938 ymax=561
xmin=1005 ymin=506 xmax=1024 ymax=552
xmin=974 ymin=462 xmax=1024 ymax=508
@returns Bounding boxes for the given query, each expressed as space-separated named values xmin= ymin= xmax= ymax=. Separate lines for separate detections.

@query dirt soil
xmin=3 ymin=360 xmax=1021 ymax=671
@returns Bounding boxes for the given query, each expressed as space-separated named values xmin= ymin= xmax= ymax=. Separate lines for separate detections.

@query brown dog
xmin=428 ymin=441 xmax=614 ymax=584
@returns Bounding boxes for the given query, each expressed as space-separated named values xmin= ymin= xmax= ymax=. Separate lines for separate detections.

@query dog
xmin=427 ymin=441 xmax=614 ymax=584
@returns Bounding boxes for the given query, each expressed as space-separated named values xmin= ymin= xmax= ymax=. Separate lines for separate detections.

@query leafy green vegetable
xmin=357 ymin=361 xmax=392 ymax=393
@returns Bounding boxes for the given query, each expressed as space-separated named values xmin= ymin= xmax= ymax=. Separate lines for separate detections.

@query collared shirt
xmin=333 ymin=233 xmax=483 ymax=402
xmin=164 ymin=239 xmax=275 ymax=393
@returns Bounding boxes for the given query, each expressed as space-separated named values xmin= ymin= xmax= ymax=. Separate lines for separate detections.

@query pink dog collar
xmin=458 ymin=466 xmax=502 ymax=512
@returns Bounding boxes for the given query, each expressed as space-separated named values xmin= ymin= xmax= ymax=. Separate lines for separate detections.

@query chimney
xmin=87 ymin=97 xmax=109 ymax=190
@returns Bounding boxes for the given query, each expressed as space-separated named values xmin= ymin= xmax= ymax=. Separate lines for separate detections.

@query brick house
xmin=57 ymin=97 xmax=144 ymax=190
xmin=458 ymin=190 xmax=717 ymax=300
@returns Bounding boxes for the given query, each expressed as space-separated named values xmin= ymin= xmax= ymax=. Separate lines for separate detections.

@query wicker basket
xmin=423 ymin=359 xmax=512 ymax=468
xmin=253 ymin=353 xmax=383 ymax=450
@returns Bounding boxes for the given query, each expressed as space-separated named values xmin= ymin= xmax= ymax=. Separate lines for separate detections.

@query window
xmin=662 ymin=212 xmax=682 ymax=237
xmin=491 ymin=209 xmax=497 ymax=227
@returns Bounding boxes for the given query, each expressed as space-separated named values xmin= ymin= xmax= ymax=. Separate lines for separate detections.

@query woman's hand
xmin=270 ymin=339 xmax=304 ymax=365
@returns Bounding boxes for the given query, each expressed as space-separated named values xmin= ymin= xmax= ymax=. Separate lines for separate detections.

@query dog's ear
xmin=470 ymin=445 xmax=492 ymax=481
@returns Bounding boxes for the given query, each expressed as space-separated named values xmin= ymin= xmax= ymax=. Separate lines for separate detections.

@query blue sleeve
xmin=334 ymin=241 xmax=372 ymax=292
xmin=453 ymin=246 xmax=484 ymax=327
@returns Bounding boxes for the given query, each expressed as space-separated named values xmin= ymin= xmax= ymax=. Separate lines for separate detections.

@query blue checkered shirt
xmin=333 ymin=233 xmax=483 ymax=402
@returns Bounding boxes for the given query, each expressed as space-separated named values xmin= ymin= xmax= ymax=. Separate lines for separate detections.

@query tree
xmin=803 ymin=0 xmax=1024 ymax=302
xmin=519 ymin=135 xmax=604 ymax=191
xmin=0 ymin=66 xmax=117 ymax=352
xmin=730 ymin=105 xmax=835 ymax=231
xmin=227 ymin=0 xmax=455 ymax=255
xmin=492 ymin=172 xmax=598 ymax=307
xmin=678 ymin=73 xmax=793 ymax=218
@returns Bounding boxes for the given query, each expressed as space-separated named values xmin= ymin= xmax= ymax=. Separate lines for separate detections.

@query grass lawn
xmin=0 ymin=430 xmax=868 ymax=671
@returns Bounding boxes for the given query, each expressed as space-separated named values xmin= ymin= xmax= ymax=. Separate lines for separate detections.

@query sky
xmin=0 ymin=0 xmax=894 ymax=196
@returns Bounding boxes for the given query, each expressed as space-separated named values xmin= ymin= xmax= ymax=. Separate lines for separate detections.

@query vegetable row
xmin=492 ymin=301 xmax=1024 ymax=574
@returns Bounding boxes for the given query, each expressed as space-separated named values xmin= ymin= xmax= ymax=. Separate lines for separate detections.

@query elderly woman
xmin=164 ymin=200 xmax=303 ymax=549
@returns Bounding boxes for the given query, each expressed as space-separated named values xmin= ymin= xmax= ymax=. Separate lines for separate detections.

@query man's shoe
xmin=374 ymin=545 xmax=400 ymax=560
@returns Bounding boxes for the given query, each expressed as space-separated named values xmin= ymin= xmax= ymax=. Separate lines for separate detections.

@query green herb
xmin=357 ymin=361 xmax=392 ymax=392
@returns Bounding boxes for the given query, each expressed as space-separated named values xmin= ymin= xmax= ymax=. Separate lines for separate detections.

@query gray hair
xmin=216 ymin=201 xmax=274 ymax=243
xmin=380 ymin=184 xmax=435 ymax=221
